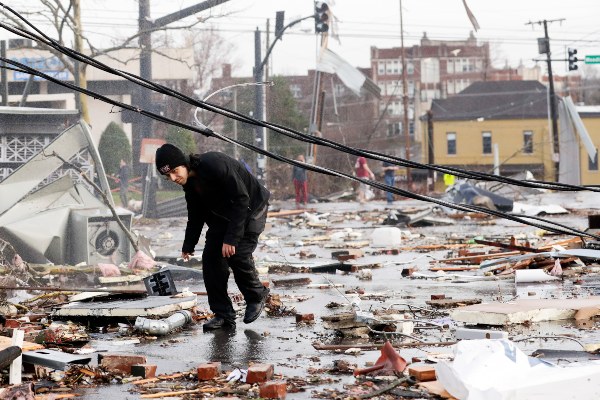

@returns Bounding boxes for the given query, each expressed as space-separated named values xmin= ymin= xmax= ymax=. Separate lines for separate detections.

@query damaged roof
xmin=431 ymin=80 xmax=549 ymax=121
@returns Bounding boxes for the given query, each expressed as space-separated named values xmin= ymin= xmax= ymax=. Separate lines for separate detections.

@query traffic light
xmin=314 ymin=1 xmax=329 ymax=33
xmin=568 ymin=48 xmax=578 ymax=71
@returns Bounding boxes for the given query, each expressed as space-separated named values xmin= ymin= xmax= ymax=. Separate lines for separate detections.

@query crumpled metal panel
xmin=0 ymin=120 xmax=129 ymax=264
xmin=0 ymin=121 xmax=113 ymax=216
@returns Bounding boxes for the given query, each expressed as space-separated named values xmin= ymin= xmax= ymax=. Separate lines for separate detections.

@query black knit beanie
xmin=155 ymin=144 xmax=187 ymax=174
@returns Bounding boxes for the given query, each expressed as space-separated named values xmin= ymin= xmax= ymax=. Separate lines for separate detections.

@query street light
xmin=193 ymin=81 xmax=274 ymax=160
xmin=201 ymin=81 xmax=274 ymax=103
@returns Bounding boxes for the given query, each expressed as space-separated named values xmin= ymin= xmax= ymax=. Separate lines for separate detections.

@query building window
xmin=289 ymin=84 xmax=302 ymax=99
xmin=378 ymin=61 xmax=385 ymax=75
xmin=447 ymin=132 xmax=456 ymax=155
xmin=386 ymin=61 xmax=394 ymax=74
xmin=589 ymin=150 xmax=598 ymax=171
xmin=523 ymin=131 xmax=533 ymax=153
xmin=387 ymin=122 xmax=401 ymax=136
xmin=482 ymin=132 xmax=492 ymax=154
xmin=407 ymin=62 xmax=414 ymax=75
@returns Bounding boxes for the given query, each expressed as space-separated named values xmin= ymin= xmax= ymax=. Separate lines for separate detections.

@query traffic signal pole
xmin=253 ymin=14 xmax=316 ymax=184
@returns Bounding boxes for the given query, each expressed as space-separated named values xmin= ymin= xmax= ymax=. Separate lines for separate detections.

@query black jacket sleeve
xmin=182 ymin=190 xmax=204 ymax=253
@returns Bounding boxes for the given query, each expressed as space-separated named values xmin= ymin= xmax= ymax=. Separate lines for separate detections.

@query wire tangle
xmin=0 ymin=3 xmax=598 ymax=241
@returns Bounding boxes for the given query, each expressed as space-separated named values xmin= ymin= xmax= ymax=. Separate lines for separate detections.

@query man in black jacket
xmin=155 ymin=144 xmax=270 ymax=331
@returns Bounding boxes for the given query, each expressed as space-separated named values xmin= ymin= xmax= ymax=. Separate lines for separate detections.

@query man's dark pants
xmin=202 ymin=206 xmax=268 ymax=322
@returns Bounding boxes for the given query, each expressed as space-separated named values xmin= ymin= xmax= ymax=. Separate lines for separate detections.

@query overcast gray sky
xmin=5 ymin=0 xmax=600 ymax=77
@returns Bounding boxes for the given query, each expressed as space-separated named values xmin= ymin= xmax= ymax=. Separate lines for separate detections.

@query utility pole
xmin=526 ymin=18 xmax=564 ymax=182
xmin=253 ymin=28 xmax=267 ymax=184
xmin=399 ymin=0 xmax=411 ymax=190
xmin=253 ymin=12 xmax=314 ymax=184
xmin=72 ymin=0 xmax=89 ymax=123
xmin=136 ymin=0 xmax=230 ymax=217
xmin=1 ymin=41 xmax=7 ymax=106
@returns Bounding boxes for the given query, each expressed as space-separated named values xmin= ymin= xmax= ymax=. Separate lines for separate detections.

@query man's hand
xmin=181 ymin=252 xmax=194 ymax=261
xmin=222 ymin=243 xmax=236 ymax=258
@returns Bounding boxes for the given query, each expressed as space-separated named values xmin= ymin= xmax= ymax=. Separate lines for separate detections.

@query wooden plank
xmin=131 ymin=372 xmax=185 ymax=385
xmin=408 ymin=365 xmax=436 ymax=382
xmin=426 ymin=298 xmax=482 ymax=309
xmin=474 ymin=239 xmax=543 ymax=253
xmin=0 ymin=336 xmax=44 ymax=352
xmin=429 ymin=251 xmax=521 ymax=265
xmin=267 ymin=209 xmax=307 ymax=218
xmin=312 ymin=341 xmax=457 ymax=351
xmin=418 ymin=380 xmax=457 ymax=399
xmin=429 ymin=266 xmax=480 ymax=272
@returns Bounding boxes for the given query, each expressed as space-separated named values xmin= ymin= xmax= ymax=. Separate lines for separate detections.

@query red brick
xmin=131 ymin=364 xmax=157 ymax=379
xmin=295 ymin=313 xmax=314 ymax=323
xmin=246 ymin=363 xmax=274 ymax=384
xmin=333 ymin=249 xmax=363 ymax=261
xmin=99 ymin=354 xmax=147 ymax=374
xmin=430 ymin=294 xmax=445 ymax=300
xmin=197 ymin=362 xmax=221 ymax=381
xmin=259 ymin=380 xmax=287 ymax=399
xmin=4 ymin=319 xmax=21 ymax=328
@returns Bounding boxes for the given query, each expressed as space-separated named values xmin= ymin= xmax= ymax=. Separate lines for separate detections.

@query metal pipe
xmin=134 ymin=310 xmax=192 ymax=336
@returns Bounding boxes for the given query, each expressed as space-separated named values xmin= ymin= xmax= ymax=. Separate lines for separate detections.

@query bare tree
xmin=185 ymin=25 xmax=238 ymax=97
xmin=0 ymin=0 xmax=209 ymax=121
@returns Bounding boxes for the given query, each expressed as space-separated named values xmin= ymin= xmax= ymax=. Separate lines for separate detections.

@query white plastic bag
xmin=435 ymin=339 xmax=600 ymax=400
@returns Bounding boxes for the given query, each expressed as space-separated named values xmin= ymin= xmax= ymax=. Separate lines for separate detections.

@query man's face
xmin=164 ymin=165 xmax=189 ymax=186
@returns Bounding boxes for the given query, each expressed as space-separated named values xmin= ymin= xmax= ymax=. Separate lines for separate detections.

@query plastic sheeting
xmin=435 ymin=339 xmax=600 ymax=400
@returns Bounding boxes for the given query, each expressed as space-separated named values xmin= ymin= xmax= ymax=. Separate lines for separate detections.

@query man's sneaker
xmin=243 ymin=288 xmax=270 ymax=324
xmin=203 ymin=316 xmax=236 ymax=331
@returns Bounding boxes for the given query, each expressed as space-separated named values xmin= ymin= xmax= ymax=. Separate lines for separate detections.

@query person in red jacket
xmin=155 ymin=144 xmax=270 ymax=331
xmin=354 ymin=156 xmax=375 ymax=204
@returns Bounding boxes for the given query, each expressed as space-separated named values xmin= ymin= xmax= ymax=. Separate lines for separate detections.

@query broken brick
xmin=131 ymin=364 xmax=157 ymax=379
xmin=295 ymin=313 xmax=314 ymax=323
xmin=197 ymin=362 xmax=221 ymax=381
xmin=4 ymin=319 xmax=21 ymax=329
xmin=332 ymin=249 xmax=363 ymax=261
xmin=272 ymin=277 xmax=311 ymax=287
xmin=99 ymin=354 xmax=147 ymax=374
xmin=430 ymin=294 xmax=446 ymax=300
xmin=259 ymin=380 xmax=287 ymax=399
xmin=246 ymin=363 xmax=274 ymax=383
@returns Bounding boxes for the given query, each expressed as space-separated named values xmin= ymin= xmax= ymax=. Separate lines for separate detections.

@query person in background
xmin=382 ymin=160 xmax=399 ymax=204
xmin=292 ymin=154 xmax=308 ymax=208
xmin=239 ymin=157 xmax=252 ymax=174
xmin=155 ymin=144 xmax=271 ymax=331
xmin=354 ymin=156 xmax=375 ymax=204
xmin=118 ymin=159 xmax=130 ymax=208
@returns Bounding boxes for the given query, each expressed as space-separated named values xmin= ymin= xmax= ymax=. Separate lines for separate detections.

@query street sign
xmin=585 ymin=55 xmax=600 ymax=64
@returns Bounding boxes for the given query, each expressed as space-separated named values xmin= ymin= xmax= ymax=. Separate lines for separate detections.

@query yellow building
xmin=424 ymin=80 xmax=556 ymax=190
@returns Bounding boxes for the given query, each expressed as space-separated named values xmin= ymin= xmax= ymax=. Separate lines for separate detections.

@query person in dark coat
xmin=155 ymin=144 xmax=270 ymax=331
xmin=118 ymin=159 xmax=130 ymax=208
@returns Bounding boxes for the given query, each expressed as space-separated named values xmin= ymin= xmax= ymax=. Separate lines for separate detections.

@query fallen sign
xmin=450 ymin=297 xmax=600 ymax=325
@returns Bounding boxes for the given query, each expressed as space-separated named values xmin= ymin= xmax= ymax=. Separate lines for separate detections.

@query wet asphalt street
xmin=79 ymin=193 xmax=600 ymax=398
